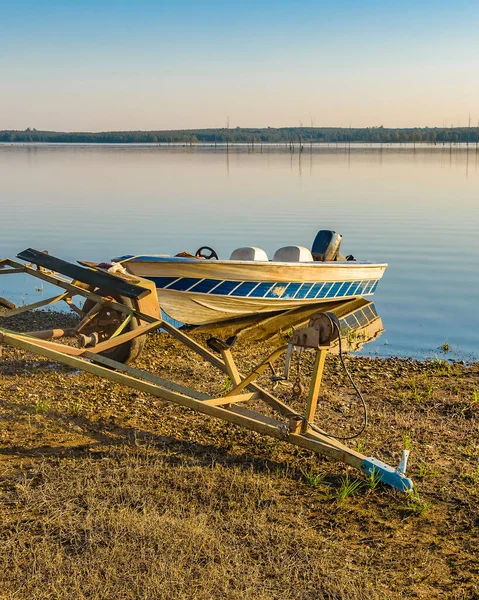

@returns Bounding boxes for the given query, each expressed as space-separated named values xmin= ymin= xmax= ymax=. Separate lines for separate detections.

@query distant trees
xmin=0 ymin=126 xmax=478 ymax=145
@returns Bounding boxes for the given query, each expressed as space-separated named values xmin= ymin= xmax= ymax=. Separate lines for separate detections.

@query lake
xmin=1 ymin=143 xmax=478 ymax=360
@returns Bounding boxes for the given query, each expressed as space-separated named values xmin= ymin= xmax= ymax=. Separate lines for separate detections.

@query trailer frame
xmin=0 ymin=250 xmax=413 ymax=492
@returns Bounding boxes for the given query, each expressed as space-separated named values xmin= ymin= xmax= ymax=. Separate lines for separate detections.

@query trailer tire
xmin=81 ymin=289 xmax=146 ymax=364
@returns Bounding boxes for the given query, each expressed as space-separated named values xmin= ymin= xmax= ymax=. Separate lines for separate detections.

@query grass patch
xmin=337 ymin=472 xmax=363 ymax=502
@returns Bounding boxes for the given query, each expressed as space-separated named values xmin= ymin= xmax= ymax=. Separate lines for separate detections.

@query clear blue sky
xmin=1 ymin=0 xmax=478 ymax=131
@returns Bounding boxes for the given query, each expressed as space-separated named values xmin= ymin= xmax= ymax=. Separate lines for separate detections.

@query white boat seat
xmin=273 ymin=246 xmax=314 ymax=262
xmin=229 ymin=246 xmax=269 ymax=261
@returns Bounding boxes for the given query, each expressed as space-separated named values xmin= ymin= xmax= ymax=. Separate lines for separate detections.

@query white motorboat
xmin=112 ymin=230 xmax=387 ymax=325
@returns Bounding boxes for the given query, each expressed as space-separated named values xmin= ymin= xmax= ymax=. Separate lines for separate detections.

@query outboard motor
xmin=311 ymin=230 xmax=343 ymax=261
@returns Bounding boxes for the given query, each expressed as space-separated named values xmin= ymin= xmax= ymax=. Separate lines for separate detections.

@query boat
xmin=112 ymin=230 xmax=387 ymax=326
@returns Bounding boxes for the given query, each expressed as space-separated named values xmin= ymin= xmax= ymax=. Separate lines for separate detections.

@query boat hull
xmin=117 ymin=256 xmax=387 ymax=325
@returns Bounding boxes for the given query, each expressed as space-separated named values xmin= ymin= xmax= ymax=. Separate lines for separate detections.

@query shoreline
xmin=1 ymin=141 xmax=478 ymax=153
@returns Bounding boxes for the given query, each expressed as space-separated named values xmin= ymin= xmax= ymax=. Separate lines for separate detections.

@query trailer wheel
xmin=81 ymin=289 xmax=146 ymax=364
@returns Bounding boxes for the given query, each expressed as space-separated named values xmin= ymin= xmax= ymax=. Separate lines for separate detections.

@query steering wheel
xmin=195 ymin=246 xmax=219 ymax=260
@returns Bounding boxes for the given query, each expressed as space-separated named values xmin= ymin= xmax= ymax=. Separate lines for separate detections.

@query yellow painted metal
xmin=302 ymin=348 xmax=327 ymax=433
xmin=0 ymin=292 xmax=70 ymax=318
xmin=0 ymin=328 xmax=365 ymax=469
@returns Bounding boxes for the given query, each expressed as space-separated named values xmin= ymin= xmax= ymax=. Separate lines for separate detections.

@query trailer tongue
xmin=0 ymin=249 xmax=413 ymax=493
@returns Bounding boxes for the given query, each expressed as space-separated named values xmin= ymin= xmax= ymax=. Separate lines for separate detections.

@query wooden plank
xmin=0 ymin=293 xmax=69 ymax=318
xmin=252 ymin=298 xmax=372 ymax=345
xmin=16 ymin=248 xmax=150 ymax=300
xmin=203 ymin=392 xmax=257 ymax=406
xmin=192 ymin=309 xmax=282 ymax=337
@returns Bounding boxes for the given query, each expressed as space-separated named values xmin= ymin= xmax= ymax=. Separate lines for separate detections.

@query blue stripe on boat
xmin=167 ymin=277 xmax=199 ymax=291
xmin=209 ymin=280 xmax=240 ymax=295
xmin=148 ymin=276 xmax=179 ymax=288
xmin=326 ymin=282 xmax=342 ymax=297
xmin=149 ymin=276 xmax=380 ymax=299
xmin=335 ymin=282 xmax=351 ymax=297
xmin=264 ymin=283 xmax=283 ymax=298
xmin=350 ymin=281 xmax=362 ymax=296
xmin=282 ymin=282 xmax=302 ymax=299
xmin=306 ymin=282 xmax=325 ymax=298
xmin=295 ymin=282 xmax=314 ymax=298
xmin=249 ymin=282 xmax=276 ymax=297
xmin=189 ymin=279 xmax=222 ymax=293
xmin=233 ymin=281 xmax=260 ymax=296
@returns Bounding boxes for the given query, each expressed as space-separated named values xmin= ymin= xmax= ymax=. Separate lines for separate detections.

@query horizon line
xmin=2 ymin=125 xmax=479 ymax=134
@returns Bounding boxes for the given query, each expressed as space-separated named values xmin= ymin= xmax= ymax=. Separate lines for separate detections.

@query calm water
xmin=1 ymin=144 xmax=478 ymax=360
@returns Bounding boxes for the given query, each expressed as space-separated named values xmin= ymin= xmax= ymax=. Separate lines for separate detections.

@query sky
xmin=1 ymin=0 xmax=478 ymax=131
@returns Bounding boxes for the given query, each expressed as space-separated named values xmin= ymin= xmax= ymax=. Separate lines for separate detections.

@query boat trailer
xmin=0 ymin=249 xmax=413 ymax=492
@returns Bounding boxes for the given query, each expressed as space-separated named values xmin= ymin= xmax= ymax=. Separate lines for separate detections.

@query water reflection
xmin=193 ymin=298 xmax=383 ymax=355
xmin=0 ymin=144 xmax=478 ymax=358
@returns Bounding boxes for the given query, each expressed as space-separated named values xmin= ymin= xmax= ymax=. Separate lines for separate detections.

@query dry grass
xmin=1 ymin=311 xmax=479 ymax=599
xmin=1 ymin=452 xmax=394 ymax=600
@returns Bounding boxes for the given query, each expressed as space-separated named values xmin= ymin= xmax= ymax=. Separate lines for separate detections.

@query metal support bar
xmin=302 ymin=348 xmax=327 ymax=433
xmin=0 ymin=268 xmax=26 ymax=274
xmin=219 ymin=347 xmax=242 ymax=386
xmin=225 ymin=345 xmax=289 ymax=397
xmin=203 ymin=392 xmax=258 ymax=406
xmin=20 ymin=328 xmax=78 ymax=340
xmin=75 ymin=301 xmax=103 ymax=333
xmin=0 ymin=292 xmax=70 ymax=318
xmin=110 ymin=313 xmax=133 ymax=339
xmin=0 ymin=329 xmax=371 ymax=469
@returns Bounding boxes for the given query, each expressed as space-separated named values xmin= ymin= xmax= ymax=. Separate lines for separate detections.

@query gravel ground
xmin=1 ymin=310 xmax=478 ymax=599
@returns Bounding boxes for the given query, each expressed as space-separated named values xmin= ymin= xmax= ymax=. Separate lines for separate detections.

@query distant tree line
xmin=1 ymin=126 xmax=478 ymax=145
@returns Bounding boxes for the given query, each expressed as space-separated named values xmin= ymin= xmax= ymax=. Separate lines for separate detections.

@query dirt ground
xmin=1 ymin=311 xmax=478 ymax=599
